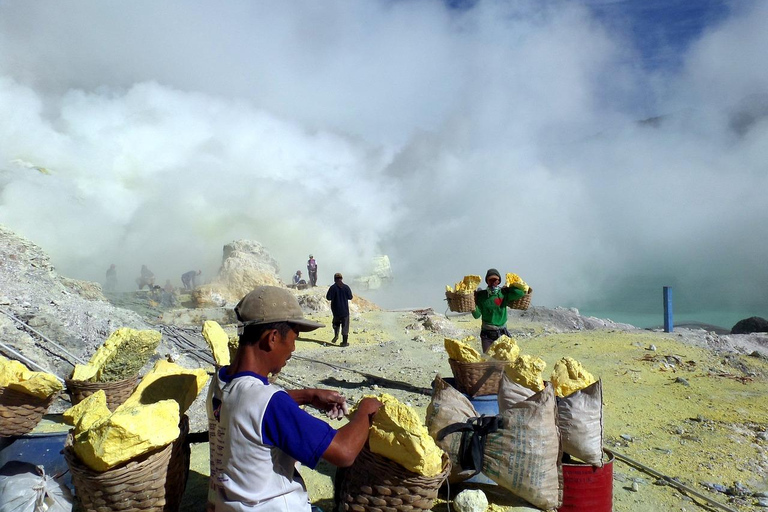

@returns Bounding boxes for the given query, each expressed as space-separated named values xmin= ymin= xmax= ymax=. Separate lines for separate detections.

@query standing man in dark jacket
xmin=472 ymin=268 xmax=526 ymax=352
xmin=326 ymin=273 xmax=353 ymax=347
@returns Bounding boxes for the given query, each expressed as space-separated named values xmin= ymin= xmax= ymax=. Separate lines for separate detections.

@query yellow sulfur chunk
xmin=505 ymin=354 xmax=547 ymax=391
xmin=120 ymin=360 xmax=208 ymax=415
xmin=486 ymin=335 xmax=520 ymax=362
xmin=73 ymin=399 xmax=180 ymax=471
xmin=444 ymin=337 xmax=482 ymax=363
xmin=72 ymin=327 xmax=161 ymax=382
xmin=202 ymin=321 xmax=231 ymax=366
xmin=551 ymin=357 xmax=596 ymax=397
xmin=447 ymin=275 xmax=481 ymax=294
xmin=505 ymin=273 xmax=530 ymax=292
xmin=0 ymin=355 xmax=63 ymax=398
xmin=364 ymin=393 xmax=444 ymax=477
xmin=228 ymin=335 xmax=239 ymax=363
xmin=64 ymin=391 xmax=111 ymax=433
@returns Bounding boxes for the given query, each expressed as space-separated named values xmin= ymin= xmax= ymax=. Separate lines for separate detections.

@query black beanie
xmin=485 ymin=268 xmax=501 ymax=281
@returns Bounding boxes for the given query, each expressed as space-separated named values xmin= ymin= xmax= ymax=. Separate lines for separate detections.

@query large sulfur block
xmin=72 ymin=327 xmax=161 ymax=382
xmin=120 ymin=359 xmax=209 ymax=414
xmin=202 ymin=321 xmax=231 ymax=366
xmin=0 ymin=355 xmax=63 ymax=398
xmin=505 ymin=354 xmax=546 ymax=392
xmin=73 ymin=399 xmax=180 ymax=471
xmin=485 ymin=335 xmax=520 ymax=362
xmin=551 ymin=357 xmax=597 ymax=398
xmin=365 ymin=393 xmax=444 ymax=477
xmin=444 ymin=337 xmax=482 ymax=363
xmin=63 ymin=390 xmax=111 ymax=431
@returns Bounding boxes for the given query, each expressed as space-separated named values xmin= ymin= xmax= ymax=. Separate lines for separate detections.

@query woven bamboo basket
xmin=338 ymin=445 xmax=450 ymax=512
xmin=448 ymin=358 xmax=507 ymax=397
xmin=507 ymin=287 xmax=533 ymax=311
xmin=65 ymin=374 xmax=139 ymax=411
xmin=445 ymin=291 xmax=475 ymax=313
xmin=0 ymin=387 xmax=58 ymax=436
xmin=65 ymin=415 xmax=190 ymax=512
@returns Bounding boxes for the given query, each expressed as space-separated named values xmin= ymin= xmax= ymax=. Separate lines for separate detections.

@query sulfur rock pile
xmin=64 ymin=360 xmax=208 ymax=471
xmin=485 ymin=336 xmax=520 ymax=362
xmin=71 ymin=327 xmax=161 ymax=382
xmin=0 ymin=355 xmax=62 ymax=398
xmin=551 ymin=357 xmax=597 ymax=397
xmin=362 ymin=393 xmax=445 ymax=477
xmin=505 ymin=354 xmax=547 ymax=392
xmin=444 ymin=337 xmax=483 ymax=363
xmin=445 ymin=275 xmax=481 ymax=295
xmin=505 ymin=272 xmax=530 ymax=292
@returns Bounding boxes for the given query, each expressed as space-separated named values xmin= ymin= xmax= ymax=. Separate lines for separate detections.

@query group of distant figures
xmin=290 ymin=254 xmax=318 ymax=290
xmin=103 ymin=264 xmax=202 ymax=306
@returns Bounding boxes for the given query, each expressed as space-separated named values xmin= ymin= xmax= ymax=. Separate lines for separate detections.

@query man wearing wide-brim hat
xmin=472 ymin=268 xmax=526 ymax=352
xmin=209 ymin=286 xmax=382 ymax=512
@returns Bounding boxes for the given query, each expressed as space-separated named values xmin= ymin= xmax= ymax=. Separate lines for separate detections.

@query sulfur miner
xmin=363 ymin=393 xmax=445 ymax=477
xmin=505 ymin=354 xmax=547 ymax=392
xmin=0 ymin=355 xmax=62 ymax=399
xmin=551 ymin=357 xmax=596 ymax=397
xmin=208 ymin=286 xmax=383 ymax=512
xmin=472 ymin=268 xmax=527 ymax=352
xmin=445 ymin=336 xmax=483 ymax=363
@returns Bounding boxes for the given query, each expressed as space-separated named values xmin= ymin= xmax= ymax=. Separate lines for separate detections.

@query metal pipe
xmin=606 ymin=447 xmax=739 ymax=512
xmin=0 ymin=307 xmax=86 ymax=365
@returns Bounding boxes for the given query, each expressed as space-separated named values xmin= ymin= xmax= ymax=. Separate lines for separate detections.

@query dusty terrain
xmin=167 ymin=289 xmax=768 ymax=512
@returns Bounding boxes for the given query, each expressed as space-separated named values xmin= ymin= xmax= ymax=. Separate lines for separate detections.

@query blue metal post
xmin=663 ymin=286 xmax=673 ymax=333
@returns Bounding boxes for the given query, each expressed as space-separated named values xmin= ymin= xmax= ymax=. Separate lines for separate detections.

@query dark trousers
xmin=332 ymin=315 xmax=350 ymax=336
xmin=480 ymin=327 xmax=510 ymax=353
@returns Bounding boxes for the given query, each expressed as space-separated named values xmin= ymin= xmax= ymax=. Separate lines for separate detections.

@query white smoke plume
xmin=0 ymin=0 xmax=766 ymax=325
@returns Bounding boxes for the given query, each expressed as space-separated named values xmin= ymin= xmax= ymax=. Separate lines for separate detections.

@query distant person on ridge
xmin=307 ymin=255 xmax=318 ymax=287
xmin=136 ymin=264 xmax=155 ymax=290
xmin=326 ymin=273 xmax=353 ymax=347
xmin=105 ymin=264 xmax=117 ymax=292
xmin=472 ymin=268 xmax=526 ymax=352
xmin=293 ymin=270 xmax=306 ymax=286
xmin=182 ymin=269 xmax=202 ymax=291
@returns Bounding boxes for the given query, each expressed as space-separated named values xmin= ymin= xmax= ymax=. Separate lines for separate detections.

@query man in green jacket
xmin=472 ymin=268 xmax=526 ymax=352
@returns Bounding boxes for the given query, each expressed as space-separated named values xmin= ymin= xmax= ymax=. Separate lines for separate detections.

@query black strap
xmin=436 ymin=415 xmax=502 ymax=477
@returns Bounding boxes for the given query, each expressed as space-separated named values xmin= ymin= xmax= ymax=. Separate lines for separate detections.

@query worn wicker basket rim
xmin=0 ymin=387 xmax=59 ymax=437
xmin=448 ymin=358 xmax=508 ymax=397
xmin=340 ymin=445 xmax=451 ymax=511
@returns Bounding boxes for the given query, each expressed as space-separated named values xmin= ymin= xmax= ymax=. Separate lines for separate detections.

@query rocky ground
xmin=3 ymin=225 xmax=768 ymax=512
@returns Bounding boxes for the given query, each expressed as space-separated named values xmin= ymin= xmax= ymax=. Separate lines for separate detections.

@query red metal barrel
xmin=558 ymin=452 xmax=614 ymax=512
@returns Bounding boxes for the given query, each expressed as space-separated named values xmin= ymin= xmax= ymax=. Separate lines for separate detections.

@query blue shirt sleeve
xmin=261 ymin=390 xmax=337 ymax=469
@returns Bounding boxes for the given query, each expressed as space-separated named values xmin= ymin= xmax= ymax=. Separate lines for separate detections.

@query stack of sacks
xmin=427 ymin=376 xmax=561 ymax=510
xmin=71 ymin=327 xmax=161 ymax=382
xmin=505 ymin=273 xmax=530 ymax=292
xmin=444 ymin=337 xmax=483 ymax=363
xmin=0 ymin=355 xmax=63 ymax=399
xmin=63 ymin=360 xmax=209 ymax=471
xmin=359 ymin=393 xmax=445 ymax=477
xmin=550 ymin=357 xmax=604 ymax=466
xmin=445 ymin=275 xmax=481 ymax=295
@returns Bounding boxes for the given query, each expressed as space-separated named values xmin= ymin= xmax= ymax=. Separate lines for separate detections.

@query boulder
xmin=193 ymin=240 xmax=282 ymax=306
xmin=731 ymin=317 xmax=768 ymax=334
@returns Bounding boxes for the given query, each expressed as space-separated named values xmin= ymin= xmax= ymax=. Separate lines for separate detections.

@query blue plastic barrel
xmin=0 ymin=431 xmax=70 ymax=488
